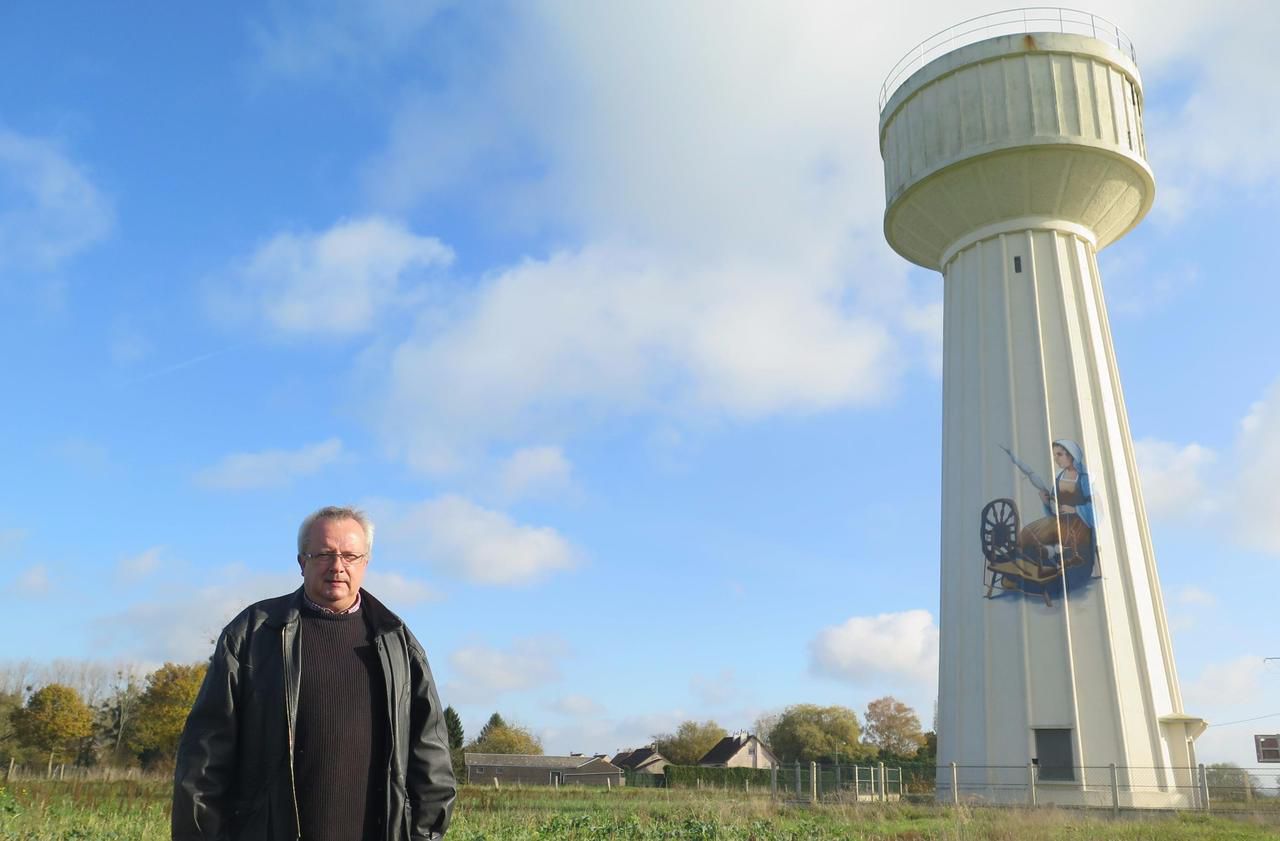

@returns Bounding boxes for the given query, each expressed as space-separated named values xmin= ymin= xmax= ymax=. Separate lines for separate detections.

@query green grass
xmin=2 ymin=781 xmax=1278 ymax=840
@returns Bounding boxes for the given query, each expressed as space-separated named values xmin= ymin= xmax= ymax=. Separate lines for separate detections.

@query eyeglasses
xmin=300 ymin=552 xmax=368 ymax=567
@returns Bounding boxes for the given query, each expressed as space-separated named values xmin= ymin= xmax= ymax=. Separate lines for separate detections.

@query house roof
xmin=611 ymin=746 xmax=664 ymax=769
xmin=464 ymin=753 xmax=621 ymax=772
xmin=698 ymin=733 xmax=776 ymax=765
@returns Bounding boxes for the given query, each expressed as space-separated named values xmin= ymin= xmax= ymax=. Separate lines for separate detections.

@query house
xmin=610 ymin=745 xmax=669 ymax=775
xmin=464 ymin=752 xmax=624 ymax=787
xmin=697 ymin=732 xmax=780 ymax=770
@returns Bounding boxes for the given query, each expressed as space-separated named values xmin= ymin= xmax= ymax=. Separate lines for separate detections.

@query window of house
xmin=1033 ymin=729 xmax=1074 ymax=781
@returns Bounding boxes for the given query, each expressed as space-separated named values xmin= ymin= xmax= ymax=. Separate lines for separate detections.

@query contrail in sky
xmin=120 ymin=346 xmax=238 ymax=386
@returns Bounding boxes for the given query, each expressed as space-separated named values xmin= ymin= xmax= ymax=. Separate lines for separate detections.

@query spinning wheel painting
xmin=982 ymin=440 xmax=1097 ymax=606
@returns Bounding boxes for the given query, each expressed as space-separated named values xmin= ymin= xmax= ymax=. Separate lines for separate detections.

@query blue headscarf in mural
xmin=1051 ymin=439 xmax=1093 ymax=529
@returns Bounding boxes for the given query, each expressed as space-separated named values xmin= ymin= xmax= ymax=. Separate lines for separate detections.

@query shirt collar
xmin=302 ymin=589 xmax=362 ymax=616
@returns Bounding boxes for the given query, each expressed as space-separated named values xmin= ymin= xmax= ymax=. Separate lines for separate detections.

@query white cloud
xmin=302 ymin=2 xmax=1274 ymax=473
xmin=251 ymin=0 xmax=453 ymax=78
xmin=1230 ymin=381 xmax=1280 ymax=554
xmin=93 ymin=568 xmax=300 ymax=663
xmin=53 ymin=437 xmax=111 ymax=474
xmin=536 ymin=710 xmax=688 ymax=758
xmin=362 ymin=570 xmax=441 ymax=605
xmin=444 ymin=637 xmax=567 ymax=703
xmin=195 ymin=438 xmax=343 ymax=490
xmin=499 ymin=445 xmax=573 ymax=499
xmin=1184 ymin=655 xmax=1266 ymax=711
xmin=809 ymin=609 xmax=939 ymax=686
xmin=0 ymin=529 xmax=25 ymax=552
xmin=378 ymin=494 xmax=578 ymax=585
xmin=1134 ymin=0 xmax=1280 ymax=210
xmin=1133 ymin=438 xmax=1217 ymax=521
xmin=378 ymin=245 xmax=901 ymax=472
xmin=218 ymin=216 xmax=451 ymax=336
xmin=118 ymin=547 xmax=163 ymax=582
xmin=1176 ymin=587 xmax=1217 ymax=608
xmin=0 ymin=128 xmax=113 ymax=271
xmin=547 ymin=694 xmax=604 ymax=717
xmin=690 ymin=669 xmax=739 ymax=707
xmin=109 ymin=322 xmax=151 ymax=365
xmin=19 ymin=564 xmax=50 ymax=596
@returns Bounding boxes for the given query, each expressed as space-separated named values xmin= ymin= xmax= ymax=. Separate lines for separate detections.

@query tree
xmin=11 ymin=683 xmax=94 ymax=773
xmin=99 ymin=668 xmax=146 ymax=765
xmin=444 ymin=706 xmax=466 ymax=781
xmin=132 ymin=663 xmax=207 ymax=766
xmin=464 ymin=720 xmax=542 ymax=755
xmin=863 ymin=696 xmax=926 ymax=758
xmin=476 ymin=712 xmax=506 ymax=744
xmin=920 ymin=731 xmax=937 ymax=760
xmin=444 ymin=707 xmax=465 ymax=751
xmin=652 ymin=720 xmax=727 ymax=766
xmin=765 ymin=704 xmax=876 ymax=764
xmin=1205 ymin=762 xmax=1263 ymax=802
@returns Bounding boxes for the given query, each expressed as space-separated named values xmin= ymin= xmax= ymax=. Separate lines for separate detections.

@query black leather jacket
xmin=173 ymin=588 xmax=456 ymax=840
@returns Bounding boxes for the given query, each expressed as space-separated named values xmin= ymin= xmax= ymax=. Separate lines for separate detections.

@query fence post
xmin=950 ymin=761 xmax=959 ymax=805
xmin=1027 ymin=763 xmax=1037 ymax=807
xmin=879 ymin=762 xmax=886 ymax=802
xmin=771 ymin=764 xmax=778 ymax=797
xmin=795 ymin=762 xmax=802 ymax=798
xmin=5 ymin=757 xmax=13 ymax=782
xmin=810 ymin=761 xmax=818 ymax=802
xmin=1198 ymin=764 xmax=1210 ymax=811
xmin=835 ymin=761 xmax=841 ymax=793
xmin=1109 ymin=763 xmax=1119 ymax=816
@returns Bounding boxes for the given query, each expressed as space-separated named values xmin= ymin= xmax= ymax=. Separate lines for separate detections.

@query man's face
xmin=298 ymin=517 xmax=368 ymax=611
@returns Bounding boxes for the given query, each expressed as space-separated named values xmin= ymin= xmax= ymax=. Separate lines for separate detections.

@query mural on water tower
xmin=980 ymin=439 xmax=1098 ymax=606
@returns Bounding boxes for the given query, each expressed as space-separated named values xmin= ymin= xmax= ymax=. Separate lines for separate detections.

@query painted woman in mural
xmin=983 ymin=439 xmax=1097 ymax=604
xmin=1016 ymin=440 xmax=1093 ymax=569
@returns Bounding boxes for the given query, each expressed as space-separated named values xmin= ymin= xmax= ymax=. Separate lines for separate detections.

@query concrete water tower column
xmin=878 ymin=11 xmax=1204 ymax=807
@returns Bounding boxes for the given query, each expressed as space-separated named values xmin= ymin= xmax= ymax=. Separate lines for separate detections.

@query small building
xmin=464 ymin=752 xmax=624 ymax=787
xmin=697 ymin=732 xmax=779 ymax=770
xmin=611 ymin=745 xmax=669 ymax=775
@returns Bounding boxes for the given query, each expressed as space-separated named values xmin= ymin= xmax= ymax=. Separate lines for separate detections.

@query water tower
xmin=878 ymin=10 xmax=1204 ymax=806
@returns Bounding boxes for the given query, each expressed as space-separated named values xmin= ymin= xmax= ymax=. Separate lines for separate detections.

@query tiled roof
xmin=698 ymin=735 xmax=746 ymax=765
xmin=612 ymin=746 xmax=663 ymax=769
xmin=464 ymin=753 xmax=622 ymax=772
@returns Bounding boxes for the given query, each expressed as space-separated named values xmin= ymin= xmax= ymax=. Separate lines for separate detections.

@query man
xmin=173 ymin=506 xmax=456 ymax=840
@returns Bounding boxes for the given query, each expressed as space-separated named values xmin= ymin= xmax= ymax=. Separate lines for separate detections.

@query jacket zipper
xmin=283 ymin=629 xmax=302 ymax=839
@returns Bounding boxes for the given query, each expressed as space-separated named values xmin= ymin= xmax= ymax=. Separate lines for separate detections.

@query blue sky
xmin=3 ymin=1 xmax=1278 ymax=768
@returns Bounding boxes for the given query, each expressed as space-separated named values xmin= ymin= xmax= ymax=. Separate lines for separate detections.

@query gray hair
xmin=297 ymin=506 xmax=375 ymax=555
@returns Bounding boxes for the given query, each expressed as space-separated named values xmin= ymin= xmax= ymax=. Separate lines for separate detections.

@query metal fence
xmin=879 ymin=7 xmax=1138 ymax=110
xmin=764 ymin=760 xmax=1280 ymax=815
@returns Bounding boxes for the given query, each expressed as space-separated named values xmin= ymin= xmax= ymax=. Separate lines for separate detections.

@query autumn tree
xmin=863 ymin=696 xmax=926 ymax=758
xmin=11 ymin=683 xmax=94 ymax=773
xmin=133 ymin=662 xmax=207 ymax=765
xmin=765 ymin=704 xmax=876 ymax=764
xmin=653 ymin=720 xmax=727 ymax=766
xmin=464 ymin=714 xmax=542 ymax=756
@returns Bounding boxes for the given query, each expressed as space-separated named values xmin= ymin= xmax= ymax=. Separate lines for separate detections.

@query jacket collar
xmin=264 ymin=587 xmax=404 ymax=636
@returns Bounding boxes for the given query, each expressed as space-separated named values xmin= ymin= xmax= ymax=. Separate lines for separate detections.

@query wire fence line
xmin=640 ymin=760 xmax=1280 ymax=817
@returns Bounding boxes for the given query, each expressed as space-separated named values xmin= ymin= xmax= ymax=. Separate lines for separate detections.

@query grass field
xmin=3 ymin=780 xmax=1279 ymax=840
